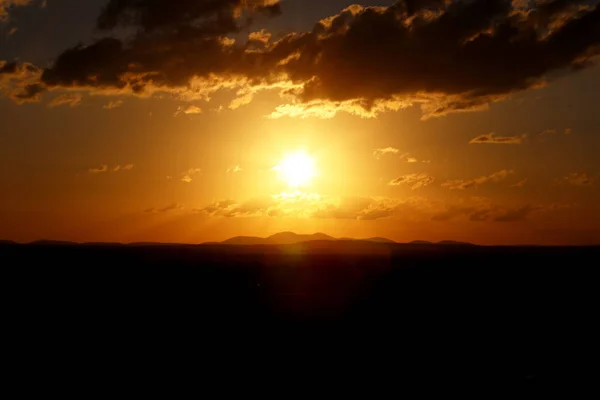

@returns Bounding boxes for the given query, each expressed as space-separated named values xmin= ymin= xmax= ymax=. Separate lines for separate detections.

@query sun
xmin=274 ymin=151 xmax=316 ymax=188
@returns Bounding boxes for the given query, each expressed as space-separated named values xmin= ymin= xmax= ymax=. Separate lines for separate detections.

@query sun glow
xmin=274 ymin=151 xmax=317 ymax=188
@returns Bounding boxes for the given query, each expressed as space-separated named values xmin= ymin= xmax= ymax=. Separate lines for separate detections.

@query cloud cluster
xmin=227 ymin=165 xmax=243 ymax=173
xmin=144 ymin=203 xmax=184 ymax=214
xmin=180 ymin=168 xmax=201 ymax=183
xmin=431 ymin=200 xmax=550 ymax=223
xmin=3 ymin=0 xmax=600 ymax=118
xmin=0 ymin=0 xmax=33 ymax=21
xmin=89 ymin=164 xmax=134 ymax=174
xmin=470 ymin=133 xmax=525 ymax=144
xmin=174 ymin=105 xmax=202 ymax=116
xmin=48 ymin=94 xmax=83 ymax=108
xmin=373 ymin=147 xmax=400 ymax=159
xmin=442 ymin=169 xmax=514 ymax=190
xmin=389 ymin=173 xmax=435 ymax=190
xmin=194 ymin=191 xmax=562 ymax=223
xmin=103 ymin=100 xmax=123 ymax=110
xmin=560 ymin=172 xmax=596 ymax=186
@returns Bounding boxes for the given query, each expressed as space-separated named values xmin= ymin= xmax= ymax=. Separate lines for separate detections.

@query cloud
xmin=112 ymin=164 xmax=134 ymax=172
xmin=174 ymin=105 xmax=202 ymax=116
xmin=565 ymin=128 xmax=573 ymax=135
xmin=442 ymin=170 xmax=514 ymax=190
xmin=541 ymin=129 xmax=558 ymax=135
xmin=180 ymin=168 xmax=201 ymax=183
xmin=373 ymin=147 xmax=400 ymax=159
xmin=103 ymin=100 xmax=123 ymax=110
xmin=197 ymin=192 xmax=565 ymax=223
xmin=144 ymin=203 xmax=184 ymax=214
xmin=3 ymin=0 xmax=598 ymax=119
xmin=406 ymin=157 xmax=418 ymax=163
xmin=89 ymin=165 xmax=108 ymax=174
xmin=48 ymin=94 xmax=82 ymax=108
xmin=227 ymin=165 xmax=243 ymax=173
xmin=8 ymin=27 xmax=17 ymax=35
xmin=493 ymin=204 xmax=543 ymax=222
xmin=469 ymin=133 xmax=525 ymax=144
xmin=431 ymin=197 xmax=561 ymax=223
xmin=0 ymin=61 xmax=44 ymax=103
xmin=389 ymin=173 xmax=435 ymax=190
xmin=560 ymin=172 xmax=596 ymax=186
xmin=511 ymin=178 xmax=528 ymax=188
xmin=0 ymin=0 xmax=33 ymax=21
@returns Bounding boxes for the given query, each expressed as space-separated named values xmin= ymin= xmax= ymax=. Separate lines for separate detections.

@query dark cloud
xmin=470 ymin=133 xmax=525 ymax=144
xmin=0 ymin=0 xmax=34 ymax=21
xmin=442 ymin=169 xmax=514 ymax=190
xmin=97 ymin=0 xmax=281 ymax=32
xmin=3 ymin=0 xmax=600 ymax=118
xmin=0 ymin=62 xmax=45 ymax=103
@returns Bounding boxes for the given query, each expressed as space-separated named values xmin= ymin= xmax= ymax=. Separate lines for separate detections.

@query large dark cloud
xmin=3 ymin=0 xmax=600 ymax=117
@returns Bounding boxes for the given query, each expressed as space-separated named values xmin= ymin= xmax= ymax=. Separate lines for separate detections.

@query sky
xmin=1 ymin=0 xmax=599 ymax=245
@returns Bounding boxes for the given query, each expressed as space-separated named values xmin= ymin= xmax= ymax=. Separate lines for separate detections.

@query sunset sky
xmin=1 ymin=0 xmax=599 ymax=245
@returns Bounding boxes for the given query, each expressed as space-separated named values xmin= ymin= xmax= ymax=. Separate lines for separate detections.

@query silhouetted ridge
xmin=216 ymin=232 xmax=395 ymax=246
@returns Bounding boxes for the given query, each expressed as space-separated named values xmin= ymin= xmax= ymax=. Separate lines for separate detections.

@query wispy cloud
xmin=470 ymin=133 xmax=525 ymax=145
xmin=180 ymin=168 xmax=201 ymax=183
xmin=0 ymin=0 xmax=34 ymax=22
xmin=112 ymin=164 xmax=134 ymax=172
xmin=144 ymin=203 xmax=184 ymax=214
xmin=89 ymin=165 xmax=108 ymax=174
xmin=227 ymin=165 xmax=243 ymax=173
xmin=89 ymin=164 xmax=133 ymax=174
xmin=103 ymin=100 xmax=123 ymax=110
xmin=48 ymin=94 xmax=82 ymax=108
xmin=541 ymin=129 xmax=557 ymax=136
xmin=174 ymin=105 xmax=202 ymax=116
xmin=373 ymin=147 xmax=399 ymax=159
xmin=564 ymin=128 xmax=573 ymax=135
xmin=196 ymin=192 xmax=565 ymax=224
xmin=560 ymin=173 xmax=596 ymax=186
xmin=511 ymin=178 xmax=528 ymax=188
xmin=389 ymin=173 xmax=435 ymax=190
xmin=8 ymin=27 xmax=17 ymax=35
xmin=442 ymin=170 xmax=514 ymax=190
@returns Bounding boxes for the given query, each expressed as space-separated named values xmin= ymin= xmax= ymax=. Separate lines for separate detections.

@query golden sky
xmin=1 ymin=0 xmax=599 ymax=244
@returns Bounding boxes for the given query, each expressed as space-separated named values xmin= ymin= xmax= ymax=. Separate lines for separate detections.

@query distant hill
xmin=268 ymin=232 xmax=335 ymax=245
xmin=0 ymin=240 xmax=17 ymax=245
xmin=364 ymin=237 xmax=397 ymax=244
xmin=410 ymin=240 xmax=434 ymax=245
xmin=221 ymin=236 xmax=272 ymax=246
xmin=215 ymin=232 xmax=396 ymax=246
xmin=437 ymin=240 xmax=477 ymax=246
xmin=30 ymin=240 xmax=78 ymax=246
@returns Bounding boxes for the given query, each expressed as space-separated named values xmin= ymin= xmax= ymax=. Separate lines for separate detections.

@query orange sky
xmin=1 ymin=0 xmax=599 ymax=244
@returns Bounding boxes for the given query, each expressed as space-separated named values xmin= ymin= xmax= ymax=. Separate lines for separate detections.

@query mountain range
xmin=0 ymin=233 xmax=475 ymax=246
xmin=212 ymin=232 xmax=473 ymax=246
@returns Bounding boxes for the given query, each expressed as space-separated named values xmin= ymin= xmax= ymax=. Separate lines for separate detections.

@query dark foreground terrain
xmin=2 ymin=241 xmax=599 ymax=393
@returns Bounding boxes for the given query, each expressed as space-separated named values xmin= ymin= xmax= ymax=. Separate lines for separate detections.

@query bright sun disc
xmin=274 ymin=151 xmax=316 ymax=188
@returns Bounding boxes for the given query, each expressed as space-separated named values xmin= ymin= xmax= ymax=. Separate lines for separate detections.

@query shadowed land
xmin=2 ymin=239 xmax=598 ymax=390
